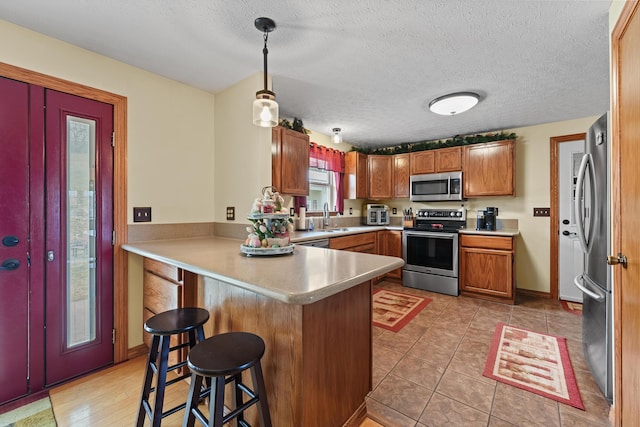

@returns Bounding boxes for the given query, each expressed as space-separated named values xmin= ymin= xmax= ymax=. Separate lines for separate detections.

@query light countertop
xmin=122 ymin=236 xmax=404 ymax=305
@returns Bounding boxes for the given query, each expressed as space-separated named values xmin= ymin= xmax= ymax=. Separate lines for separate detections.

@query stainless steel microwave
xmin=410 ymin=171 xmax=463 ymax=202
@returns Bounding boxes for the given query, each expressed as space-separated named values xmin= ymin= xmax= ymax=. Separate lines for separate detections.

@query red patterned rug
xmin=372 ymin=289 xmax=431 ymax=332
xmin=561 ymin=300 xmax=583 ymax=315
xmin=483 ymin=323 xmax=584 ymax=409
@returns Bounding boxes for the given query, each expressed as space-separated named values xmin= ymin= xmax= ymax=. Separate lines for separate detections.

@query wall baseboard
xmin=127 ymin=344 xmax=148 ymax=360
xmin=517 ymin=288 xmax=551 ymax=299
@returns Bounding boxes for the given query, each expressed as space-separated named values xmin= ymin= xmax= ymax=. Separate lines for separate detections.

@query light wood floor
xmin=49 ymin=355 xmax=383 ymax=426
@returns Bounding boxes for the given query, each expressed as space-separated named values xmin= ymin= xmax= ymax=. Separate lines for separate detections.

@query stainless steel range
xmin=402 ymin=208 xmax=466 ymax=296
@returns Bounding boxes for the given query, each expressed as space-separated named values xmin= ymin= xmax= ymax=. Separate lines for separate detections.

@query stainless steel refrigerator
xmin=573 ymin=112 xmax=612 ymax=402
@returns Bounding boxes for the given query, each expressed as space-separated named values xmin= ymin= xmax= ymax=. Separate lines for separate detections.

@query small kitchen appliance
xmin=362 ymin=204 xmax=390 ymax=225
xmin=402 ymin=207 xmax=466 ymax=296
xmin=483 ymin=207 xmax=498 ymax=231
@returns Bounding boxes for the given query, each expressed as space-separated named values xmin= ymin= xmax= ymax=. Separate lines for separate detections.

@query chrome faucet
xmin=323 ymin=202 xmax=330 ymax=228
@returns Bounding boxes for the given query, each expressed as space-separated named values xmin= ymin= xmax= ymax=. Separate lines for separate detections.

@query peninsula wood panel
xmin=368 ymin=155 xmax=393 ymax=199
xmin=435 ymin=146 xmax=462 ymax=172
xmin=393 ymin=153 xmax=411 ymax=198
xmin=197 ymin=277 xmax=372 ymax=427
xmin=463 ymin=139 xmax=516 ymax=197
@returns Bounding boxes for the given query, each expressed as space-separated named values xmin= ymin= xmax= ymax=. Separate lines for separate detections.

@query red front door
xmin=0 ymin=77 xmax=30 ymax=404
xmin=0 ymin=79 xmax=114 ymax=404
xmin=44 ymin=90 xmax=114 ymax=386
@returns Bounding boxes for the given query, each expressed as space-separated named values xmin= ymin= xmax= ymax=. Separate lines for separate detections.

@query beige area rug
xmin=483 ymin=323 xmax=584 ymax=409
xmin=372 ymin=289 xmax=431 ymax=332
xmin=0 ymin=397 xmax=56 ymax=427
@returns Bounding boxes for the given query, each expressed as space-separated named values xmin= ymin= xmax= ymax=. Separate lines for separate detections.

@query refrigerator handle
xmin=574 ymin=274 xmax=605 ymax=302
xmin=574 ymin=153 xmax=591 ymax=253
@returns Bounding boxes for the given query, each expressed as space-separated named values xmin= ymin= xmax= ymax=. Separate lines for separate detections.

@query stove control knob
xmin=450 ymin=212 xmax=455 ymax=217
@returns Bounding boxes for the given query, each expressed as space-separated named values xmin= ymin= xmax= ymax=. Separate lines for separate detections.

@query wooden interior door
xmin=611 ymin=1 xmax=640 ymax=424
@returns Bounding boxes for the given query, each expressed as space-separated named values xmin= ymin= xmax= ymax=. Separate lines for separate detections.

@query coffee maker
xmin=483 ymin=207 xmax=498 ymax=231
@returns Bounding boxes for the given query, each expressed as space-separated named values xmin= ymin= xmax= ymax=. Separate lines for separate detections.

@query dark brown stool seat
xmin=183 ymin=332 xmax=272 ymax=427
xmin=136 ymin=307 xmax=210 ymax=427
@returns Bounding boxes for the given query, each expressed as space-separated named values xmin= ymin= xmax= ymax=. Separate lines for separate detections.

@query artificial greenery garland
xmin=351 ymin=132 xmax=517 ymax=155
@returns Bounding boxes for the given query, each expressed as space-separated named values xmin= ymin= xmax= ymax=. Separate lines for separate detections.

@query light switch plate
xmin=133 ymin=207 xmax=152 ymax=222
xmin=533 ymin=207 xmax=550 ymax=217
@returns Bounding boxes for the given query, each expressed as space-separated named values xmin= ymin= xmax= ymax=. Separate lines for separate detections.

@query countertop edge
xmin=122 ymin=238 xmax=404 ymax=305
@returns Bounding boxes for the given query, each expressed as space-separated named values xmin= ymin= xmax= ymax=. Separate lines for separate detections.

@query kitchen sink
xmin=319 ymin=227 xmax=351 ymax=232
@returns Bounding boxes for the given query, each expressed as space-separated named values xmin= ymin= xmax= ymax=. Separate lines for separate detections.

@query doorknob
xmin=562 ymin=230 xmax=577 ymax=236
xmin=0 ymin=258 xmax=20 ymax=271
xmin=607 ymin=253 xmax=628 ymax=268
xmin=2 ymin=236 xmax=19 ymax=247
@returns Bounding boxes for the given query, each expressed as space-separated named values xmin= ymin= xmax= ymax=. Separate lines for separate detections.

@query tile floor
xmin=367 ymin=281 xmax=612 ymax=427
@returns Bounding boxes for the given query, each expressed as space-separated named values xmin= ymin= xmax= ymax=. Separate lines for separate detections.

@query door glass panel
xmin=66 ymin=116 xmax=97 ymax=347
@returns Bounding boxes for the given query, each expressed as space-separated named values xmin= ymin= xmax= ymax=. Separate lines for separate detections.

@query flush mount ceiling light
xmin=429 ymin=92 xmax=480 ymax=116
xmin=331 ymin=128 xmax=342 ymax=144
xmin=252 ymin=17 xmax=278 ymax=127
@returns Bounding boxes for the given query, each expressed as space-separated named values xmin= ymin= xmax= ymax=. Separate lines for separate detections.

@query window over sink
xmin=308 ymin=167 xmax=337 ymax=212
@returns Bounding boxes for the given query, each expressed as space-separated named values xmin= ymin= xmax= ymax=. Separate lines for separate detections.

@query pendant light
xmin=252 ymin=17 xmax=278 ymax=127
xmin=331 ymin=128 xmax=342 ymax=144
xmin=429 ymin=92 xmax=479 ymax=116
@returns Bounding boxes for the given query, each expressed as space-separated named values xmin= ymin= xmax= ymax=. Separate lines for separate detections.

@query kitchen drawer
xmin=329 ymin=232 xmax=376 ymax=250
xmin=143 ymin=270 xmax=182 ymax=314
xmin=144 ymin=258 xmax=183 ymax=283
xmin=460 ymin=234 xmax=513 ymax=251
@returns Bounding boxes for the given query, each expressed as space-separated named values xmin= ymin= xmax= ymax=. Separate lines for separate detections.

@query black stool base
xmin=183 ymin=332 xmax=272 ymax=427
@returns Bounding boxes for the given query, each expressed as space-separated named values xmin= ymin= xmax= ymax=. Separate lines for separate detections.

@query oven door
xmin=402 ymin=230 xmax=458 ymax=278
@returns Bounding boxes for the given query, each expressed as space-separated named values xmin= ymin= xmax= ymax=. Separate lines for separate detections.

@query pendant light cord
xmin=262 ymin=32 xmax=269 ymax=91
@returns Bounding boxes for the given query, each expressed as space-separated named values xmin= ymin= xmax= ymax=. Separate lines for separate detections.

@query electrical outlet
xmin=226 ymin=207 xmax=235 ymax=221
xmin=133 ymin=207 xmax=152 ymax=222
xmin=533 ymin=207 xmax=550 ymax=217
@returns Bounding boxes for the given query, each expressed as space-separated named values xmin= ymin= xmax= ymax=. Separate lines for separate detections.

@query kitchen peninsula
xmin=122 ymin=236 xmax=404 ymax=427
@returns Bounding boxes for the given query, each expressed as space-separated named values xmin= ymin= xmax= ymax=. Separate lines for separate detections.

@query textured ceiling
xmin=0 ymin=0 xmax=610 ymax=148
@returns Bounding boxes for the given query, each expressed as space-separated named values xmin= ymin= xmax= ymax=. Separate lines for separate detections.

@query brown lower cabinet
xmin=459 ymin=234 xmax=516 ymax=304
xmin=329 ymin=231 xmax=377 ymax=253
xmin=142 ymin=258 xmax=196 ymax=365
xmin=377 ymin=230 xmax=403 ymax=280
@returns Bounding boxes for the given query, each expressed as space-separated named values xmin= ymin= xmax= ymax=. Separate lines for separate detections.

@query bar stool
xmin=136 ymin=307 xmax=210 ymax=427
xmin=183 ymin=332 xmax=272 ymax=427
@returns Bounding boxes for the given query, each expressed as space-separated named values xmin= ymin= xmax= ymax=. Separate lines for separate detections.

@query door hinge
xmin=27 ymin=252 xmax=31 ymax=267
xmin=112 ymin=230 xmax=116 ymax=246
xmin=111 ymin=132 xmax=115 ymax=147
xmin=112 ymin=328 xmax=116 ymax=344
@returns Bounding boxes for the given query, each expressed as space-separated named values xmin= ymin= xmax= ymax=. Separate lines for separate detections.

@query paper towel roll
xmin=298 ymin=207 xmax=306 ymax=230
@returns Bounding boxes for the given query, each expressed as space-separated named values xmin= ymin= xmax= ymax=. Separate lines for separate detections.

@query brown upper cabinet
xmin=272 ymin=126 xmax=309 ymax=196
xmin=393 ymin=153 xmax=410 ymax=198
xmin=435 ymin=146 xmax=463 ymax=172
xmin=463 ymin=139 xmax=516 ymax=197
xmin=410 ymin=146 xmax=462 ymax=175
xmin=344 ymin=151 xmax=368 ymax=199
xmin=368 ymin=155 xmax=393 ymax=200
xmin=410 ymin=150 xmax=435 ymax=175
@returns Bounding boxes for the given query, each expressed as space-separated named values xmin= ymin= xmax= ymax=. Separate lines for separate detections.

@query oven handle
xmin=404 ymin=231 xmax=457 ymax=239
